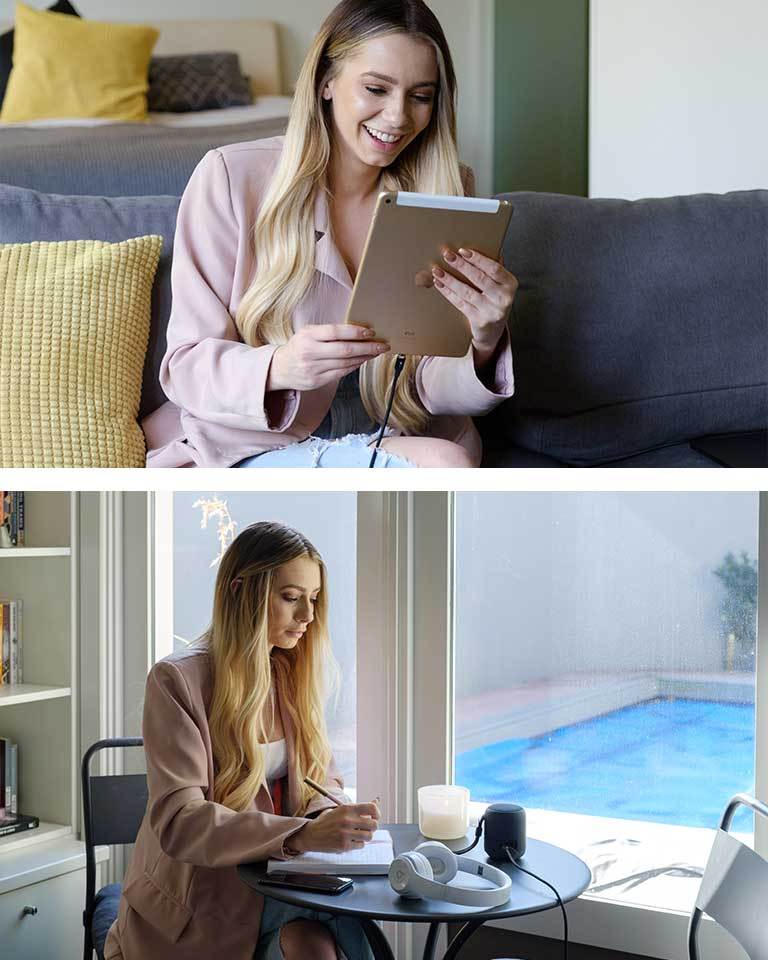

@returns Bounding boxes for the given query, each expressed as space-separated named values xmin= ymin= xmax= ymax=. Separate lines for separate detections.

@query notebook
xmin=267 ymin=829 xmax=394 ymax=875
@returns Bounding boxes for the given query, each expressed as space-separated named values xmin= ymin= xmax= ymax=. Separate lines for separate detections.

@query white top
xmin=260 ymin=738 xmax=287 ymax=782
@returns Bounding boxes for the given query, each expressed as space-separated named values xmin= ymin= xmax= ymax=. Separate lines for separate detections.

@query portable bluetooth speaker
xmin=483 ymin=802 xmax=526 ymax=861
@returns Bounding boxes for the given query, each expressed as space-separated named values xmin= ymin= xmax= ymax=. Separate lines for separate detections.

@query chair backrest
xmin=81 ymin=737 xmax=147 ymax=960
xmin=688 ymin=793 xmax=768 ymax=959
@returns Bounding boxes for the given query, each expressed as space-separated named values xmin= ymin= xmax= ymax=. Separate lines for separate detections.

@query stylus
xmin=369 ymin=353 xmax=407 ymax=468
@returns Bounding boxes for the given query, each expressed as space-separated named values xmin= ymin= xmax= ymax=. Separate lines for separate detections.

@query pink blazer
xmin=103 ymin=647 xmax=346 ymax=960
xmin=143 ymin=136 xmax=514 ymax=467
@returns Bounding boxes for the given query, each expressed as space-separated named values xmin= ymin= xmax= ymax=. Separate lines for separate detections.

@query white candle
xmin=418 ymin=785 xmax=469 ymax=840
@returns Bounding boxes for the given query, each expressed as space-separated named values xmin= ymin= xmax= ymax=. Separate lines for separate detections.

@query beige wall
xmin=0 ymin=0 xmax=494 ymax=193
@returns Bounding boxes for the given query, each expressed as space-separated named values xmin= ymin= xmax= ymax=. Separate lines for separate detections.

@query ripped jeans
xmin=237 ymin=432 xmax=415 ymax=468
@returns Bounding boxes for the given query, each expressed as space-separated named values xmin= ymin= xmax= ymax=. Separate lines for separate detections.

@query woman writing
xmin=146 ymin=0 xmax=518 ymax=468
xmin=104 ymin=522 xmax=377 ymax=960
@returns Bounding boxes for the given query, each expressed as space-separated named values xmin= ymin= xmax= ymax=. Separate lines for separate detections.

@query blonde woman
xmin=146 ymin=0 xmax=518 ymax=468
xmin=104 ymin=522 xmax=378 ymax=960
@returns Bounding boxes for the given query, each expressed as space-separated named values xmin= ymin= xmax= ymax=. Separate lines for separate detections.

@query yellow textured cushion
xmin=0 ymin=236 xmax=162 ymax=467
xmin=0 ymin=2 xmax=158 ymax=122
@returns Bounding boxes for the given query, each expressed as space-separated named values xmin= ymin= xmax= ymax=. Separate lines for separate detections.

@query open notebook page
xmin=267 ymin=829 xmax=394 ymax=875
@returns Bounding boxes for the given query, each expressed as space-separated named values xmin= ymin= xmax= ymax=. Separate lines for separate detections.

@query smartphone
xmin=259 ymin=873 xmax=354 ymax=895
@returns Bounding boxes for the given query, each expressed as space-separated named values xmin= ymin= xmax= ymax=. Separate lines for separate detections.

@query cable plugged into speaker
xmin=389 ymin=801 xmax=569 ymax=960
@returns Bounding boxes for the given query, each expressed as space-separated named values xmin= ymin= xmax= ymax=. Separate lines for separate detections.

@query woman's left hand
xmin=432 ymin=248 xmax=519 ymax=366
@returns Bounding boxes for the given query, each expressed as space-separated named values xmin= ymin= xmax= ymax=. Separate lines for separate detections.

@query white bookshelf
xmin=0 ymin=492 xmax=78 ymax=857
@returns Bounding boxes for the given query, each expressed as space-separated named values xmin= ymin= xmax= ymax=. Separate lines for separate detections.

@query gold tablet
xmin=344 ymin=191 xmax=513 ymax=357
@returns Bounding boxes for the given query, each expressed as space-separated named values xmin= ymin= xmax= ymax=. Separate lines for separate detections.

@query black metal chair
xmin=81 ymin=737 xmax=147 ymax=960
xmin=688 ymin=792 xmax=768 ymax=959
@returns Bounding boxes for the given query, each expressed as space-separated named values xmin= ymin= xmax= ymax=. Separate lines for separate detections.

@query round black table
xmin=238 ymin=823 xmax=591 ymax=960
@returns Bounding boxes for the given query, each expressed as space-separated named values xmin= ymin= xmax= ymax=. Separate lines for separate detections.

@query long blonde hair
xmin=201 ymin=521 xmax=337 ymax=814
xmin=235 ymin=0 xmax=466 ymax=434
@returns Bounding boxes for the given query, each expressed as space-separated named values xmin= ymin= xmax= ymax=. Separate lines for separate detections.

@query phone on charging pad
xmin=259 ymin=873 xmax=354 ymax=895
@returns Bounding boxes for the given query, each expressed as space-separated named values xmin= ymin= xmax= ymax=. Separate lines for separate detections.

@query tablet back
xmin=344 ymin=192 xmax=513 ymax=357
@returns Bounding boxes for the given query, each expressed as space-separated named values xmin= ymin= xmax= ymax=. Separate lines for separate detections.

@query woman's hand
xmin=432 ymin=248 xmax=519 ymax=367
xmin=290 ymin=801 xmax=381 ymax=854
xmin=267 ymin=325 xmax=390 ymax=392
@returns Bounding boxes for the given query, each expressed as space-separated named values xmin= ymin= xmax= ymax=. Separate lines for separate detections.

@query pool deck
xmin=456 ymin=670 xmax=754 ymax=752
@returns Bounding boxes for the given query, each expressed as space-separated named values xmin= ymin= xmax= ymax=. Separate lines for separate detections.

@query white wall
xmin=590 ymin=0 xmax=768 ymax=199
xmin=0 ymin=0 xmax=494 ymax=193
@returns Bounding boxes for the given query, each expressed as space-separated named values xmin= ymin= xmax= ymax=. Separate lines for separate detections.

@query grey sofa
xmin=1 ymin=180 xmax=766 ymax=467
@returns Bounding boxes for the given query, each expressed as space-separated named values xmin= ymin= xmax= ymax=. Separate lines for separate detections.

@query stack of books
xmin=0 ymin=491 xmax=25 ymax=547
xmin=0 ymin=599 xmax=23 ymax=686
xmin=0 ymin=737 xmax=38 ymax=837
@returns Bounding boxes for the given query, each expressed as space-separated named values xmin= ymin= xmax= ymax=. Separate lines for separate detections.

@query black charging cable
xmin=504 ymin=845 xmax=568 ymax=960
xmin=369 ymin=353 xmax=406 ymax=468
xmin=453 ymin=815 xmax=485 ymax=855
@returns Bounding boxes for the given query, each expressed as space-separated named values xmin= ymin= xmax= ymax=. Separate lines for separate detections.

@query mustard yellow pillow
xmin=0 ymin=2 xmax=158 ymax=122
xmin=0 ymin=236 xmax=162 ymax=467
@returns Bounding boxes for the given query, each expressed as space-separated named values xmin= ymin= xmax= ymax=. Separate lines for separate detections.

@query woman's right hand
xmin=291 ymin=802 xmax=381 ymax=853
xmin=267 ymin=325 xmax=390 ymax=392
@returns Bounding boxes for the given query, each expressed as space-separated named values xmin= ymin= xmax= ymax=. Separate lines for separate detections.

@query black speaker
xmin=484 ymin=802 xmax=526 ymax=861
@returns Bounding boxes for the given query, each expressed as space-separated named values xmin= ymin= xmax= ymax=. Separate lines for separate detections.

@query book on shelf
xmin=1 ymin=736 xmax=19 ymax=823
xmin=0 ymin=815 xmax=39 ymax=838
xmin=0 ymin=492 xmax=25 ymax=548
xmin=0 ymin=598 xmax=23 ymax=685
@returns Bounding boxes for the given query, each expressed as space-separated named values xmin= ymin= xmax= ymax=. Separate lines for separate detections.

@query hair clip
xmin=230 ymin=577 xmax=243 ymax=595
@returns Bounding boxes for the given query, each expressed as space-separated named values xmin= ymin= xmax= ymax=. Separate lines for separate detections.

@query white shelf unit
xmin=0 ymin=492 xmax=77 ymax=853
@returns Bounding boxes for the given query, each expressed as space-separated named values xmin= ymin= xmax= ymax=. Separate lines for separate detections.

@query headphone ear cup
xmin=414 ymin=841 xmax=458 ymax=883
xmin=389 ymin=850 xmax=433 ymax=899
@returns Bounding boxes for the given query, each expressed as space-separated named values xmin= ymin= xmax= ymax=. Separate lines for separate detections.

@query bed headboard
xmin=0 ymin=17 xmax=283 ymax=96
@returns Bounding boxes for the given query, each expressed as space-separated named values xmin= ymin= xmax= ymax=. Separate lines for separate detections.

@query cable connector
xmin=369 ymin=353 xmax=407 ymax=468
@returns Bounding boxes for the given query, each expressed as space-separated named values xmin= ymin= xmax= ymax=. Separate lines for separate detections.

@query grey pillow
xmin=493 ymin=189 xmax=768 ymax=464
xmin=148 ymin=52 xmax=252 ymax=112
xmin=0 ymin=183 xmax=180 ymax=420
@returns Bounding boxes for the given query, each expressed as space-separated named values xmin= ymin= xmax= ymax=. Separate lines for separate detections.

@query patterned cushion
xmin=148 ymin=52 xmax=252 ymax=112
xmin=0 ymin=236 xmax=162 ymax=467
xmin=0 ymin=0 xmax=80 ymax=106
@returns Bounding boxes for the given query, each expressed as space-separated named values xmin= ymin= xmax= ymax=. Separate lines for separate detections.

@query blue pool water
xmin=456 ymin=698 xmax=755 ymax=831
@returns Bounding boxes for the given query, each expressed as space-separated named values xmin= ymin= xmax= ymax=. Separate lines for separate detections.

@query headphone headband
xmin=389 ymin=843 xmax=511 ymax=909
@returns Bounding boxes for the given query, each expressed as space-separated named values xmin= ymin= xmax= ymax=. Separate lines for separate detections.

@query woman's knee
xmin=279 ymin=919 xmax=337 ymax=960
xmin=382 ymin=437 xmax=477 ymax=467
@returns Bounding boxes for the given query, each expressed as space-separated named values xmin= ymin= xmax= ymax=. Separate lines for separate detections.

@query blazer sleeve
xmin=159 ymin=149 xmax=299 ymax=433
xmin=143 ymin=660 xmax=310 ymax=868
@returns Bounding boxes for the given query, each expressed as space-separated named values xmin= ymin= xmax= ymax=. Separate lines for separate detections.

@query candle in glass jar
xmin=418 ymin=785 xmax=469 ymax=840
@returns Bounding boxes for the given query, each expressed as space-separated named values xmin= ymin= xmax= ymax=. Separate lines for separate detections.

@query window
xmin=157 ymin=492 xmax=358 ymax=789
xmin=453 ymin=492 xmax=758 ymax=911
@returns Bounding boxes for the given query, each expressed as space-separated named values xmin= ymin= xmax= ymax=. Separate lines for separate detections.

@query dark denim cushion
xmin=92 ymin=882 xmax=121 ymax=959
xmin=495 ymin=190 xmax=768 ymax=464
xmin=0 ymin=183 xmax=179 ymax=419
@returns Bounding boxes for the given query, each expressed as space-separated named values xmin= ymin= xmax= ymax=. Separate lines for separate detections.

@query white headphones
xmin=389 ymin=841 xmax=512 ymax=908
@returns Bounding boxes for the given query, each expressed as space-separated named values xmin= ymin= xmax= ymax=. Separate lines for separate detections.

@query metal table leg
xmin=440 ymin=919 xmax=484 ymax=960
xmin=360 ymin=918 xmax=397 ymax=960
xmin=422 ymin=922 xmax=442 ymax=960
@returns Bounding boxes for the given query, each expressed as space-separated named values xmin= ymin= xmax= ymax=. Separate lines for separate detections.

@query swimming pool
xmin=456 ymin=698 xmax=755 ymax=830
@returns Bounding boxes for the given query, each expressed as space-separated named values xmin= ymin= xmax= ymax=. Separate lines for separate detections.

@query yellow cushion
xmin=0 ymin=2 xmax=158 ymax=123
xmin=0 ymin=236 xmax=162 ymax=467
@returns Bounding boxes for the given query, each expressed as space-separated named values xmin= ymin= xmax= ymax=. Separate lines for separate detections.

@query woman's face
xmin=322 ymin=32 xmax=439 ymax=173
xmin=268 ymin=555 xmax=322 ymax=650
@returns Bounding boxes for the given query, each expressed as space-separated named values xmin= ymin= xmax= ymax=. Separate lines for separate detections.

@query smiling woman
xmin=148 ymin=0 xmax=517 ymax=469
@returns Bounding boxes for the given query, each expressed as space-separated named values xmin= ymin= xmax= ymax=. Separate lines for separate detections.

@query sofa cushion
xmin=0 ymin=235 xmax=162 ymax=467
xmin=0 ymin=183 xmax=179 ymax=419
xmin=0 ymin=0 xmax=80 ymax=106
xmin=0 ymin=2 xmax=158 ymax=123
xmin=495 ymin=189 xmax=768 ymax=464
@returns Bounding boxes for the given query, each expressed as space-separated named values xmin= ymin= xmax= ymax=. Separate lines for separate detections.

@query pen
xmin=303 ymin=777 xmax=381 ymax=813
